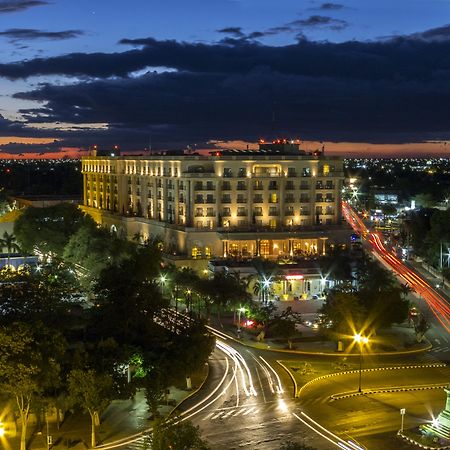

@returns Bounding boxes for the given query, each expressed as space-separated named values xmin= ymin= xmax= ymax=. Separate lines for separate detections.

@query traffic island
xmin=398 ymin=429 xmax=450 ymax=449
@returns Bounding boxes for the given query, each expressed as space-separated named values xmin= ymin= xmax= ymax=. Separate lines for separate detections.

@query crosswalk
xmin=202 ymin=401 xmax=292 ymax=421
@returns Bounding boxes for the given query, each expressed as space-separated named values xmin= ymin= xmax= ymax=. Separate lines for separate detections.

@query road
xmin=342 ymin=201 xmax=450 ymax=339
xmin=298 ymin=364 xmax=450 ymax=450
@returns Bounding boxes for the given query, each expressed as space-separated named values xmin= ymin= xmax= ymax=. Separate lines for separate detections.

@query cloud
xmin=318 ymin=3 xmax=344 ymax=10
xmin=0 ymin=28 xmax=84 ymax=42
xmin=0 ymin=0 xmax=49 ymax=13
xmin=5 ymin=29 xmax=450 ymax=148
xmin=294 ymin=15 xmax=348 ymax=30
xmin=408 ymin=24 xmax=450 ymax=42
xmin=216 ymin=27 xmax=245 ymax=38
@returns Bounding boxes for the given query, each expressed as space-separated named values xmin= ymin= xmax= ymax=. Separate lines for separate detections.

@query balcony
xmin=268 ymin=210 xmax=279 ymax=216
xmin=237 ymin=211 xmax=248 ymax=217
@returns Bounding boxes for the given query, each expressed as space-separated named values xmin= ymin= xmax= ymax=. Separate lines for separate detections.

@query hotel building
xmin=81 ymin=142 xmax=349 ymax=264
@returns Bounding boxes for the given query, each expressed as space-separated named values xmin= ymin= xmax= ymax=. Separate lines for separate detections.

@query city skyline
xmin=2 ymin=0 xmax=450 ymax=157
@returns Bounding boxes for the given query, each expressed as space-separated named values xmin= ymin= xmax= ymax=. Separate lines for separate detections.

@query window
xmin=286 ymin=181 xmax=295 ymax=190
xmin=206 ymin=181 xmax=214 ymax=190
xmin=195 ymin=195 xmax=204 ymax=203
xmin=237 ymin=194 xmax=246 ymax=203
xmin=195 ymin=208 xmax=204 ymax=217
xmin=238 ymin=167 xmax=246 ymax=177
xmin=206 ymin=194 xmax=215 ymax=203
xmin=315 ymin=206 xmax=323 ymax=215
xmin=253 ymin=194 xmax=263 ymax=203
xmin=206 ymin=207 xmax=215 ymax=217
xmin=326 ymin=193 xmax=334 ymax=202
xmin=269 ymin=181 xmax=278 ymax=190
xmin=269 ymin=206 xmax=278 ymax=216
xmin=287 ymin=167 xmax=297 ymax=177
xmin=326 ymin=206 xmax=334 ymax=215
xmin=270 ymin=193 xmax=278 ymax=203
xmin=237 ymin=207 xmax=247 ymax=216
xmin=205 ymin=247 xmax=211 ymax=258
xmin=223 ymin=168 xmax=232 ymax=177
xmin=253 ymin=207 xmax=262 ymax=216
xmin=300 ymin=194 xmax=309 ymax=203
xmin=253 ymin=180 xmax=263 ymax=190
xmin=316 ymin=194 xmax=324 ymax=202
xmin=222 ymin=207 xmax=231 ymax=216
xmin=302 ymin=168 xmax=311 ymax=177
xmin=192 ymin=247 xmax=201 ymax=258
xmin=221 ymin=194 xmax=231 ymax=203
xmin=300 ymin=206 xmax=310 ymax=215
xmin=300 ymin=181 xmax=309 ymax=190
xmin=285 ymin=206 xmax=294 ymax=216
xmin=237 ymin=181 xmax=247 ymax=190
xmin=222 ymin=181 xmax=231 ymax=190
xmin=195 ymin=182 xmax=203 ymax=190
xmin=285 ymin=194 xmax=294 ymax=203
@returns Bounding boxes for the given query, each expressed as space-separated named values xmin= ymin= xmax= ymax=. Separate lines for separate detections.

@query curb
xmin=276 ymin=360 xmax=298 ymax=398
xmin=298 ymin=363 xmax=447 ymax=399
xmin=168 ymin=363 xmax=210 ymax=417
xmin=398 ymin=430 xmax=450 ymax=449
xmin=210 ymin=326 xmax=432 ymax=357
xmin=331 ymin=383 xmax=448 ymax=401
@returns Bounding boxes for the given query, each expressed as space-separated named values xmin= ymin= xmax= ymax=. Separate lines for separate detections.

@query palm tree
xmin=0 ymin=231 xmax=20 ymax=269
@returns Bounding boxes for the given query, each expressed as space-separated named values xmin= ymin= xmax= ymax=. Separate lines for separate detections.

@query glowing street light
xmin=0 ymin=423 xmax=4 ymax=437
xmin=353 ymin=333 xmax=369 ymax=393
xmin=237 ymin=306 xmax=246 ymax=332
xmin=159 ymin=274 xmax=167 ymax=295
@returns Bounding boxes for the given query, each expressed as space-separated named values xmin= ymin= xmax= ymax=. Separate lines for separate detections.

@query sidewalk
xmin=5 ymin=367 xmax=208 ymax=450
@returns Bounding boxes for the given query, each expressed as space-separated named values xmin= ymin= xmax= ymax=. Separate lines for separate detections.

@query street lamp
xmin=237 ymin=306 xmax=246 ymax=332
xmin=262 ymin=277 xmax=272 ymax=304
xmin=353 ymin=333 xmax=369 ymax=393
xmin=159 ymin=274 xmax=167 ymax=296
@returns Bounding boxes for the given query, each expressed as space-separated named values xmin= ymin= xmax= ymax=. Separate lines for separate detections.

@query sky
xmin=2 ymin=0 xmax=450 ymax=157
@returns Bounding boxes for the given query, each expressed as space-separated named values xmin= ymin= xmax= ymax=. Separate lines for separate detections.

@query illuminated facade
xmin=81 ymin=143 xmax=348 ymax=260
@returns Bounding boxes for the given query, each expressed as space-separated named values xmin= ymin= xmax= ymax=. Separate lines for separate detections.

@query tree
xmin=0 ymin=231 xmax=20 ymax=267
xmin=68 ymin=369 xmax=113 ymax=448
xmin=151 ymin=419 xmax=210 ymax=450
xmin=320 ymin=291 xmax=365 ymax=338
xmin=0 ymin=323 xmax=64 ymax=450
xmin=170 ymin=322 xmax=215 ymax=389
xmin=14 ymin=203 xmax=95 ymax=257
xmin=63 ymin=224 xmax=134 ymax=291
xmin=268 ymin=307 xmax=302 ymax=349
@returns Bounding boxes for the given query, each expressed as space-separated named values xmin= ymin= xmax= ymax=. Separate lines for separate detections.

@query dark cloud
xmin=294 ymin=15 xmax=348 ymax=30
xmin=409 ymin=24 xmax=450 ymax=42
xmin=0 ymin=0 xmax=49 ymax=13
xmin=318 ymin=3 xmax=344 ymax=10
xmin=5 ymin=29 xmax=450 ymax=147
xmin=216 ymin=27 xmax=245 ymax=38
xmin=0 ymin=28 xmax=84 ymax=41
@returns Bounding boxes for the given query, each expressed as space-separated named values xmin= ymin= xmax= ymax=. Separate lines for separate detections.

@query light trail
xmin=293 ymin=412 xmax=364 ymax=450
xmin=343 ymin=202 xmax=450 ymax=333
xmin=259 ymin=356 xmax=284 ymax=394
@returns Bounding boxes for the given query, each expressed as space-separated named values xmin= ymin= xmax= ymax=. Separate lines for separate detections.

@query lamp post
xmin=400 ymin=408 xmax=406 ymax=433
xmin=159 ymin=274 xmax=167 ymax=296
xmin=237 ymin=306 xmax=246 ymax=332
xmin=353 ymin=333 xmax=369 ymax=393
